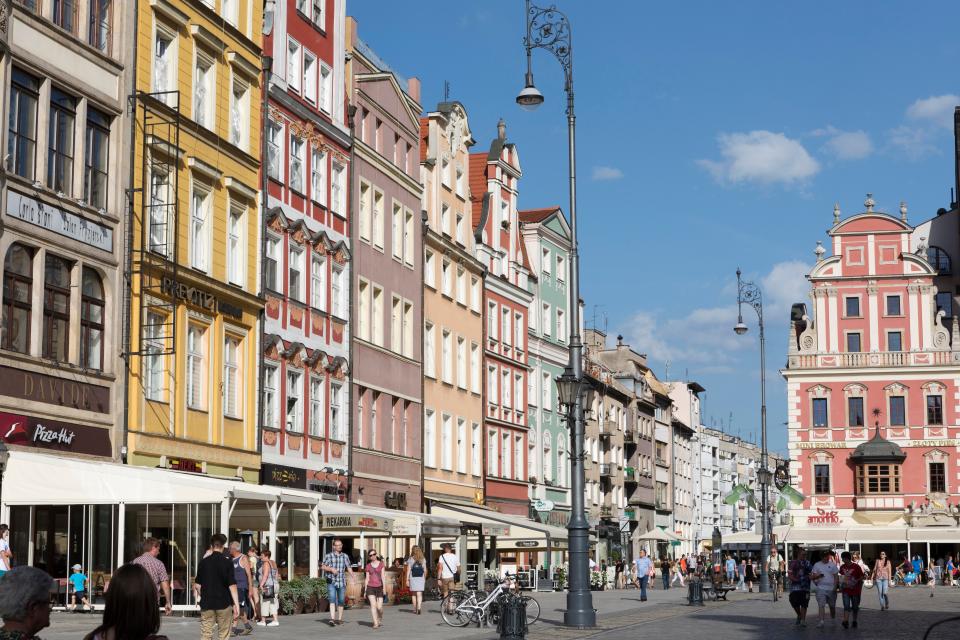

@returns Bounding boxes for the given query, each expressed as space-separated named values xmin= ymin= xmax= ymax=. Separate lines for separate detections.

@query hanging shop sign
xmin=482 ymin=523 xmax=511 ymax=537
xmin=0 ymin=411 xmax=112 ymax=457
xmin=807 ymin=508 xmax=841 ymax=526
xmin=532 ymin=499 xmax=555 ymax=513
xmin=321 ymin=514 xmax=391 ymax=531
xmin=261 ymin=463 xmax=307 ymax=489
xmin=168 ymin=457 xmax=203 ymax=473
xmin=515 ymin=540 xmax=539 ymax=548
xmin=384 ymin=491 xmax=408 ymax=510
xmin=0 ymin=365 xmax=110 ymax=413
xmin=161 ymin=277 xmax=244 ymax=320
xmin=6 ymin=190 xmax=113 ymax=252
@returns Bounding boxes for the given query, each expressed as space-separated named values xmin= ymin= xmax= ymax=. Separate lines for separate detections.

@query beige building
xmin=419 ymin=101 xmax=486 ymax=507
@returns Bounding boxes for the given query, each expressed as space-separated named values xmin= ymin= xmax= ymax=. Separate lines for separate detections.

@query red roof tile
xmin=518 ymin=230 xmax=533 ymax=273
xmin=419 ymin=117 xmax=430 ymax=163
xmin=469 ymin=151 xmax=489 ymax=229
xmin=518 ymin=207 xmax=561 ymax=224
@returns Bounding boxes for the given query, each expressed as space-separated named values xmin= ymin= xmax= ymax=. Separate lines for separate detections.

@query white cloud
xmin=591 ymin=166 xmax=624 ymax=181
xmin=812 ymin=126 xmax=873 ymax=160
xmin=698 ymin=131 xmax=820 ymax=185
xmin=760 ymin=260 xmax=812 ymax=318
xmin=906 ymin=94 xmax=960 ymax=129
xmin=888 ymin=124 xmax=939 ymax=161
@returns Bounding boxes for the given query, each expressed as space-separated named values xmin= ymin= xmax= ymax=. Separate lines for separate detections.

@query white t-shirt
xmin=0 ymin=538 xmax=9 ymax=571
xmin=812 ymin=560 xmax=838 ymax=590
xmin=438 ymin=553 xmax=460 ymax=579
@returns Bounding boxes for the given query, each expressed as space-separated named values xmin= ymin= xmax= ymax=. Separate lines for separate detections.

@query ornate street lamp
xmin=733 ymin=268 xmax=771 ymax=594
xmin=520 ymin=0 xmax=594 ymax=628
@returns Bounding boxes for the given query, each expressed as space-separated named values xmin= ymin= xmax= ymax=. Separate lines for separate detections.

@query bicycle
xmin=769 ymin=570 xmax=782 ymax=601
xmin=440 ymin=574 xmax=540 ymax=628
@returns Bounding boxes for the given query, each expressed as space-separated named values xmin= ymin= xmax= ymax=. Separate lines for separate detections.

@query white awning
xmin=432 ymin=503 xmax=569 ymax=546
xmin=784 ymin=528 xmax=848 ymax=544
xmin=847 ymin=528 xmax=907 ymax=543
xmin=350 ymin=504 xmax=460 ymax=537
xmin=907 ymin=528 xmax=960 ymax=543
xmin=720 ymin=530 xmax=761 ymax=545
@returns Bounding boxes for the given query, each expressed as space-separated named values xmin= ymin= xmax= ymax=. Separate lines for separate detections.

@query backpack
xmin=411 ymin=561 xmax=424 ymax=578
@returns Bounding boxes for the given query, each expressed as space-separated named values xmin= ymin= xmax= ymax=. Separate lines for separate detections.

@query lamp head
xmin=516 ymin=83 xmax=544 ymax=111
xmin=734 ymin=321 xmax=748 ymax=336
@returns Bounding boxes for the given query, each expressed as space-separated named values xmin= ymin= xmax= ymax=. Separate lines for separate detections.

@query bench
xmin=705 ymin=584 xmax=737 ymax=601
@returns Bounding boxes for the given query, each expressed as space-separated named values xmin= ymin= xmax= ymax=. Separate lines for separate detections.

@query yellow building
xmin=127 ymin=0 xmax=263 ymax=481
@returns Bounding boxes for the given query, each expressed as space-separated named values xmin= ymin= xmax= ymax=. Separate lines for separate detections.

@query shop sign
xmin=0 ymin=365 xmax=110 ymax=413
xmin=515 ymin=540 xmax=538 ymax=548
xmin=0 ymin=411 xmax=111 ymax=457
xmin=482 ymin=523 xmax=510 ymax=537
xmin=798 ymin=439 xmax=960 ymax=450
xmin=796 ymin=442 xmax=847 ymax=449
xmin=169 ymin=457 xmax=202 ymax=473
xmin=532 ymin=499 xmax=555 ymax=512
xmin=261 ymin=463 xmax=307 ymax=489
xmin=384 ymin=491 xmax=407 ymax=510
xmin=6 ymin=190 xmax=113 ymax=252
xmin=161 ymin=277 xmax=243 ymax=320
xmin=807 ymin=508 xmax=841 ymax=526
xmin=321 ymin=514 xmax=390 ymax=531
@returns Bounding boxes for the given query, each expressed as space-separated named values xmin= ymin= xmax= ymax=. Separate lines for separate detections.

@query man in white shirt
xmin=436 ymin=543 xmax=461 ymax=601
xmin=811 ymin=550 xmax=839 ymax=628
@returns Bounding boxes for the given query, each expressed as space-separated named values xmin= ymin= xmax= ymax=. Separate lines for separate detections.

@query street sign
xmin=516 ymin=540 xmax=539 ymax=548
xmin=532 ymin=498 xmax=555 ymax=512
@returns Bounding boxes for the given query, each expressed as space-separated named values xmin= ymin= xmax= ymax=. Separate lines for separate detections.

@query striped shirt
xmin=323 ymin=551 xmax=351 ymax=587
xmin=132 ymin=552 xmax=169 ymax=598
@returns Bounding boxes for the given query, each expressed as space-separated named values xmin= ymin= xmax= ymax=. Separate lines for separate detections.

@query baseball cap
xmin=72 ymin=564 xmax=82 ymax=570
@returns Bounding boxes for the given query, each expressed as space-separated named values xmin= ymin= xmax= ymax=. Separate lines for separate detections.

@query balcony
xmin=600 ymin=463 xmax=614 ymax=477
xmin=655 ymin=456 xmax=668 ymax=467
xmin=600 ymin=505 xmax=614 ymax=518
xmin=624 ymin=430 xmax=635 ymax=444
xmin=625 ymin=467 xmax=637 ymax=483
xmin=598 ymin=431 xmax=611 ymax=442
xmin=655 ymin=499 xmax=668 ymax=510
xmin=789 ymin=349 xmax=956 ymax=370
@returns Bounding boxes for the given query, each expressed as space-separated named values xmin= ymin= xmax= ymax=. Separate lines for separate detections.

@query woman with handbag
xmin=873 ymin=551 xmax=892 ymax=610
xmin=258 ymin=550 xmax=280 ymax=627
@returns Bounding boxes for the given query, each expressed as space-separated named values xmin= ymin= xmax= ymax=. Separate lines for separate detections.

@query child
xmin=928 ymin=564 xmax=936 ymax=597
xmin=69 ymin=563 xmax=91 ymax=612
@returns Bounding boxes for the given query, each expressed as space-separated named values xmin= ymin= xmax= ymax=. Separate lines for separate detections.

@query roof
xmin=419 ymin=116 xmax=429 ymax=163
xmin=518 ymin=231 xmax=532 ymax=272
xmin=644 ymin=371 xmax=672 ymax=397
xmin=469 ymin=151 xmax=489 ymax=229
xmin=849 ymin=427 xmax=906 ymax=463
xmin=519 ymin=207 xmax=561 ymax=224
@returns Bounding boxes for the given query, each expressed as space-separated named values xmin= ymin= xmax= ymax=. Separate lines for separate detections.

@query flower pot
xmin=293 ymin=598 xmax=305 ymax=615
xmin=305 ymin=594 xmax=318 ymax=613
xmin=317 ymin=597 xmax=330 ymax=613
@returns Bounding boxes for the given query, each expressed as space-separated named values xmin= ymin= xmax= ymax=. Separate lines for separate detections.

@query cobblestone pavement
xmin=39 ymin=582 xmax=960 ymax=640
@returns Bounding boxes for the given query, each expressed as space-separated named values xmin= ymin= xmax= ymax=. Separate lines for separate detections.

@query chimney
xmin=407 ymin=77 xmax=421 ymax=104
xmin=954 ymin=106 xmax=960 ymax=209
xmin=497 ymin=118 xmax=507 ymax=142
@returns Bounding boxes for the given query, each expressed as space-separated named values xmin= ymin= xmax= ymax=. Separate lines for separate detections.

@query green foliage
xmin=278 ymin=578 xmax=312 ymax=614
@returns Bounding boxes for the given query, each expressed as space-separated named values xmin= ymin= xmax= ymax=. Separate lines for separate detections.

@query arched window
xmin=80 ymin=267 xmax=104 ymax=370
xmin=2 ymin=244 xmax=34 ymax=354
xmin=927 ymin=246 xmax=951 ymax=274
xmin=43 ymin=254 xmax=72 ymax=362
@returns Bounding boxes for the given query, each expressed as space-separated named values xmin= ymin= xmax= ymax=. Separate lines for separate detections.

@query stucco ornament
xmin=797 ymin=316 xmax=817 ymax=353
xmin=932 ymin=310 xmax=950 ymax=349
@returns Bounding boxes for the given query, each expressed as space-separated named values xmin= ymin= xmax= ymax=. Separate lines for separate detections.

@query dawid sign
xmin=0 ymin=411 xmax=112 ymax=457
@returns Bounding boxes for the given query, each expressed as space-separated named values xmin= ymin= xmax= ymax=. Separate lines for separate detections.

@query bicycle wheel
xmin=440 ymin=592 xmax=474 ymax=627
xmin=522 ymin=596 xmax=540 ymax=624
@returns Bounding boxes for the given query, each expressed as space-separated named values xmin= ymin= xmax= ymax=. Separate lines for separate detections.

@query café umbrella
xmin=633 ymin=527 xmax=681 ymax=543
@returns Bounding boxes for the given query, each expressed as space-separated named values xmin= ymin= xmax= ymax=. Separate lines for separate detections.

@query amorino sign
xmin=6 ymin=190 xmax=112 ymax=252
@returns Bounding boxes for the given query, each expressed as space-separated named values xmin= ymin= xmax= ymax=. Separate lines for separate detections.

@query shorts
xmin=327 ymin=582 xmax=346 ymax=606
xmin=73 ymin=590 xmax=87 ymax=600
xmin=441 ymin=578 xmax=455 ymax=592
xmin=366 ymin=586 xmax=384 ymax=599
xmin=841 ymin=593 xmax=860 ymax=612
xmin=789 ymin=590 xmax=810 ymax=609
xmin=236 ymin=588 xmax=249 ymax=614
xmin=261 ymin=597 xmax=279 ymax=617
xmin=815 ymin=589 xmax=836 ymax=607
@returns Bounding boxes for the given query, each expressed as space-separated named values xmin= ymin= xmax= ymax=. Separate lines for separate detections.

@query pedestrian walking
xmin=68 ymin=564 xmax=91 ymax=612
xmin=671 ymin=558 xmax=686 ymax=587
xmin=0 ymin=524 xmax=12 ymax=578
xmin=132 ymin=538 xmax=174 ymax=616
xmin=737 ymin=555 xmax=746 ymax=591
xmin=256 ymin=550 xmax=279 ymax=627
xmin=321 ymin=539 xmax=353 ymax=627
xmin=745 ymin=556 xmax=756 ymax=592
xmin=873 ymin=550 xmax=892 ymax=610
xmin=614 ymin=559 xmax=624 ymax=589
xmin=228 ymin=542 xmax=254 ymax=636
xmin=0 ymin=566 xmax=54 ymax=640
xmin=246 ymin=547 xmax=261 ymax=624
xmin=660 ymin=557 xmax=670 ymax=590
xmin=838 ymin=551 xmax=863 ymax=630
xmin=364 ymin=550 xmax=386 ymax=629
xmin=787 ymin=548 xmax=812 ymax=628
xmin=405 ymin=546 xmax=427 ymax=614
xmin=811 ymin=549 xmax=838 ymax=628
xmin=946 ymin=556 xmax=955 ymax=586
xmin=436 ymin=543 xmax=460 ymax=606
xmin=85 ymin=563 xmax=169 ymax=640
xmin=194 ymin=534 xmax=240 ymax=640
xmin=633 ymin=549 xmax=652 ymax=602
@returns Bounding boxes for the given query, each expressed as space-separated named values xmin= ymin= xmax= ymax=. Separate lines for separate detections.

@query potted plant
xmin=589 ymin=570 xmax=604 ymax=591
xmin=278 ymin=577 xmax=311 ymax=615
xmin=304 ymin=577 xmax=328 ymax=613
xmin=554 ymin=566 xmax=567 ymax=591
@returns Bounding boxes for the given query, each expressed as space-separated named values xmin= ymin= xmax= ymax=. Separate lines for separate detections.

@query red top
xmin=839 ymin=562 xmax=864 ymax=596
xmin=365 ymin=562 xmax=384 ymax=588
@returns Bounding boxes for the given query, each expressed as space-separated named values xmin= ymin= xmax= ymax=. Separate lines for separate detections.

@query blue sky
xmin=349 ymin=1 xmax=960 ymax=454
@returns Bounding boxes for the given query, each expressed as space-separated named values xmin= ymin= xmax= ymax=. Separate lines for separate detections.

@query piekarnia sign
xmin=0 ymin=411 xmax=112 ymax=457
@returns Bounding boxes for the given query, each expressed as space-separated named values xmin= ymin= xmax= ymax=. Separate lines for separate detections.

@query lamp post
xmin=518 ymin=1 xmax=594 ymax=627
xmin=0 ymin=440 xmax=9 ymax=518
xmin=733 ymin=268 xmax=770 ymax=594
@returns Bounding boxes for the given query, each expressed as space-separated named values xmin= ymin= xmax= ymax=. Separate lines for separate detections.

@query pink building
xmin=784 ymin=196 xmax=960 ymax=563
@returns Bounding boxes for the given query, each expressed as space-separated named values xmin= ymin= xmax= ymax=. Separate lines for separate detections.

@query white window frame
xmin=143 ymin=311 xmax=166 ymax=401
xmin=190 ymin=184 xmax=211 ymax=272
xmin=286 ymin=369 xmax=302 ymax=432
xmin=303 ymin=50 xmax=317 ymax=104
xmin=310 ymin=376 xmax=323 ymax=437
xmin=267 ymin=118 xmax=283 ymax=181
xmin=515 ymin=312 xmax=524 ymax=351
xmin=424 ymin=322 xmax=436 ymax=378
xmin=186 ymin=324 xmax=206 ymax=409
xmin=425 ymin=250 xmax=436 ymax=288
xmin=263 ymin=363 xmax=278 ymax=428
xmin=223 ymin=335 xmax=241 ymax=418
xmin=330 ymin=381 xmax=343 ymax=441
xmin=311 ymin=255 xmax=326 ymax=311
xmin=470 ymin=342 xmax=480 ymax=394
xmin=471 ymin=422 xmax=481 ymax=476
xmin=441 ymin=413 xmax=453 ymax=471
xmin=319 ymin=63 xmax=332 ymax=114
xmin=290 ymin=135 xmax=306 ymax=193
xmin=331 ymin=265 xmax=344 ymax=317
xmin=193 ymin=49 xmax=215 ymax=129
xmin=457 ymin=418 xmax=467 ymax=474
xmin=227 ymin=203 xmax=245 ymax=286
xmin=358 ymin=279 xmax=370 ymax=341
xmin=330 ymin=163 xmax=345 ymax=215
xmin=229 ymin=75 xmax=250 ymax=150
xmin=404 ymin=209 xmax=415 ymax=267
xmin=403 ymin=300 xmax=413 ymax=359
xmin=391 ymin=295 xmax=402 ymax=354
xmin=372 ymin=189 xmax=384 ymax=249
xmin=392 ymin=202 xmax=403 ymax=259
xmin=288 ymin=244 xmax=304 ymax=302
xmin=372 ymin=285 xmax=384 ymax=346
xmin=442 ymin=329 xmax=453 ymax=384
xmin=456 ymin=335 xmax=467 ymax=390
xmin=311 ymin=149 xmax=327 ymax=205
xmin=287 ymin=38 xmax=302 ymax=93
xmin=265 ymin=234 xmax=280 ymax=291
xmin=424 ymin=409 xmax=437 ymax=468
xmin=470 ymin=276 xmax=480 ymax=312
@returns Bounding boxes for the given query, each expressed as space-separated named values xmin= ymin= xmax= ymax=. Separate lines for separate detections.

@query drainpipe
xmin=345 ymin=102 xmax=357 ymax=502
xmin=121 ymin=0 xmax=142 ymax=466
xmin=256 ymin=56 xmax=273 ymax=461
xmin=419 ymin=210 xmax=427 ymax=512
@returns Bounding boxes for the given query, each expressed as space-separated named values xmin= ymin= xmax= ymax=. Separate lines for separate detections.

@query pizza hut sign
xmin=807 ymin=508 xmax=841 ymax=526
xmin=0 ymin=411 xmax=112 ymax=457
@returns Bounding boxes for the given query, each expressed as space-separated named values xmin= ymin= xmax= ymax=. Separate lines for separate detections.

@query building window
xmin=8 ymin=69 xmax=39 ymax=180
xmin=471 ymin=422 xmax=481 ymax=476
xmin=441 ymin=414 xmax=452 ymax=470
xmin=927 ymin=394 xmax=943 ymax=425
xmin=542 ymin=371 xmax=551 ymax=412
xmin=502 ymin=432 xmax=512 ymax=478
xmin=886 ymin=295 xmax=902 ymax=316
xmin=927 ymin=246 xmax=952 ymax=274
xmin=515 ymin=435 xmax=523 ymax=480
xmin=372 ymin=286 xmax=384 ymax=346
xmin=288 ymin=245 xmax=304 ymax=302
xmin=310 ymin=377 xmax=323 ymax=437
xmin=556 ymin=309 xmax=565 ymax=343
xmin=814 ymin=464 xmax=830 ymax=494
xmin=311 ymin=150 xmax=327 ymax=205
xmin=488 ymin=429 xmax=497 ymax=475
xmin=2 ymin=245 xmax=33 ymax=354
xmin=372 ymin=191 xmax=384 ymax=249
xmin=290 ymin=135 xmax=305 ymax=192
xmin=557 ymin=255 xmax=566 ymax=284
xmin=358 ymin=183 xmax=371 ymax=241
xmin=424 ymin=251 xmax=435 ymax=288
xmin=358 ymin=280 xmax=370 ymax=341
xmin=889 ymin=395 xmax=905 ymax=426
xmin=223 ymin=336 xmax=241 ymax=418
xmin=287 ymin=39 xmax=302 ymax=92
xmin=227 ymin=207 xmax=244 ymax=286
xmin=502 ymin=308 xmax=511 ymax=346
xmin=887 ymin=331 xmax=902 ymax=352
xmin=845 ymin=297 xmax=860 ymax=318
xmin=456 ymin=266 xmax=466 ymax=305
xmin=542 ymin=303 xmax=551 ymax=336
xmin=487 ymin=365 xmax=497 ymax=403
xmin=330 ymin=382 xmax=343 ymax=441
xmin=222 ymin=0 xmax=238 ymax=25
xmin=42 ymin=255 xmax=72 ymax=362
xmin=457 ymin=336 xmax=467 ymax=389
xmin=935 ymin=292 xmax=953 ymax=318
xmin=514 ymin=373 xmax=523 ymax=410
xmin=319 ymin=64 xmax=332 ymax=114
xmin=404 ymin=210 xmax=414 ymax=267
xmin=390 ymin=296 xmax=402 ymax=354
xmin=230 ymin=78 xmax=250 ymax=150
xmin=80 ymin=268 xmax=104 ymax=370
xmin=143 ymin=312 xmax=165 ymax=401
xmin=331 ymin=265 xmax=344 ymax=317
xmin=856 ymin=464 xmax=901 ymax=494
xmin=286 ymin=370 xmax=302 ymax=432
xmin=186 ymin=325 xmax=206 ymax=409
xmin=470 ymin=276 xmax=480 ymax=312
xmin=190 ymin=187 xmax=210 ymax=271
xmin=812 ymin=397 xmax=828 ymax=427
xmin=88 ymin=0 xmax=112 ymax=53
xmin=470 ymin=342 xmax=480 ymax=394
xmin=48 ymin=89 xmax=77 ymax=194
xmin=502 ymin=369 xmax=511 ymax=408
xmin=424 ymin=409 xmax=436 ymax=468
xmin=488 ymin=301 xmax=497 ymax=340
xmin=84 ymin=107 xmax=110 ymax=210
xmin=330 ymin=163 xmax=345 ymax=214
xmin=848 ymin=397 xmax=864 ymax=427
xmin=402 ymin=301 xmax=413 ymax=359
xmin=441 ymin=259 xmax=452 ymax=297
xmin=263 ymin=364 xmax=278 ymax=428
xmin=303 ymin=51 xmax=317 ymax=103
xmin=152 ymin=28 xmax=177 ymax=98
xmin=267 ymin=119 xmax=282 ymax=180
xmin=441 ymin=329 xmax=452 ymax=384
xmin=846 ymin=333 xmax=861 ymax=353
xmin=929 ymin=461 xmax=946 ymax=493
xmin=53 ymin=0 xmax=78 ymax=33
xmin=311 ymin=256 xmax=326 ymax=311
xmin=391 ymin=203 xmax=402 ymax=259
xmin=424 ymin=323 xmax=435 ymax=378
xmin=193 ymin=52 xmax=215 ymax=128
xmin=264 ymin=235 xmax=280 ymax=291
